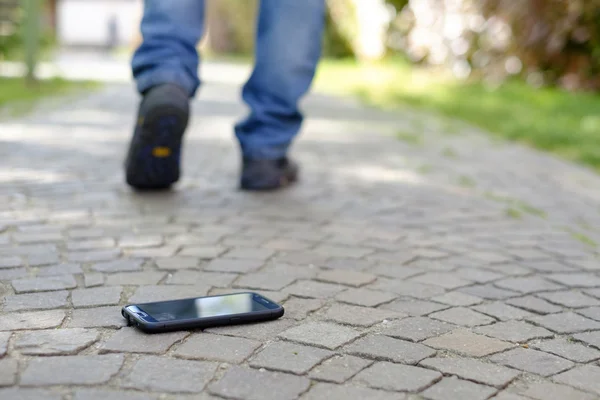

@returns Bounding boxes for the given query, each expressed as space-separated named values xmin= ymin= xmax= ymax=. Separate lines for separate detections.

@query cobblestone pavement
xmin=2 ymin=72 xmax=600 ymax=400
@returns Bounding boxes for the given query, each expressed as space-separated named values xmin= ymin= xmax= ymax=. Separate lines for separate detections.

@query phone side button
xmin=230 ymin=317 xmax=241 ymax=322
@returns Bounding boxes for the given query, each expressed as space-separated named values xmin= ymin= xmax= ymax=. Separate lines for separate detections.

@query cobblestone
xmin=528 ymin=311 xmax=600 ymax=333
xmin=279 ymin=322 xmax=360 ymax=350
xmin=67 ymin=306 xmax=127 ymax=329
xmin=522 ymin=382 xmax=597 ymax=400
xmin=73 ymin=389 xmax=158 ymax=400
xmin=380 ymin=298 xmax=449 ymax=316
xmin=369 ymin=279 xmax=446 ymax=299
xmin=2 ymin=65 xmax=600 ymax=399
xmin=105 ymin=271 xmax=165 ymax=286
xmin=207 ymin=318 xmax=296 ymax=340
xmin=0 ymin=388 xmax=62 ymax=400
xmin=301 ymin=383 xmax=405 ymax=400
xmin=249 ymin=341 xmax=333 ymax=374
xmin=308 ymin=355 xmax=372 ymax=383
xmin=471 ymin=302 xmax=534 ymax=321
xmin=0 ymin=358 xmax=18 ymax=386
xmin=101 ymin=328 xmax=188 ymax=354
xmin=322 ymin=303 xmax=403 ymax=327
xmin=20 ymin=354 xmax=124 ymax=386
xmin=547 ymin=273 xmax=600 ymax=288
xmin=430 ymin=307 xmax=495 ymax=327
xmin=284 ymin=280 xmax=345 ymax=299
xmin=168 ymin=270 xmax=237 ymax=287
xmin=173 ymin=333 xmax=261 ymax=363
xmin=14 ymin=328 xmax=99 ymax=355
xmin=532 ymin=338 xmax=600 ymax=362
xmin=282 ymin=298 xmax=324 ymax=320
xmin=381 ymin=317 xmax=456 ymax=342
xmin=576 ymin=306 xmax=600 ymax=321
xmin=0 ymin=310 xmax=65 ymax=331
xmin=419 ymin=357 xmax=520 ymax=388
xmin=72 ymin=286 xmax=123 ymax=308
xmin=208 ymin=366 xmax=310 ymax=400
xmin=536 ymin=290 xmax=600 ymax=308
xmin=410 ymin=273 xmax=473 ymax=290
xmin=431 ymin=292 xmax=483 ymax=307
xmin=474 ymin=320 xmax=553 ymax=342
xmin=423 ymin=329 xmax=513 ymax=357
xmin=0 ymin=332 xmax=9 ymax=357
xmin=91 ymin=259 xmax=143 ymax=273
xmin=84 ymin=273 xmax=104 ymax=287
xmin=553 ymin=365 xmax=600 ymax=396
xmin=459 ymin=284 xmax=518 ymax=300
xmin=353 ymin=361 xmax=442 ymax=392
xmin=36 ymin=263 xmax=83 ymax=276
xmin=421 ymin=376 xmax=497 ymax=400
xmin=122 ymin=356 xmax=218 ymax=393
xmin=482 ymin=392 xmax=527 ymax=400
xmin=154 ymin=256 xmax=198 ymax=270
xmin=490 ymin=348 xmax=574 ymax=377
xmin=572 ymin=331 xmax=600 ymax=350
xmin=0 ymin=256 xmax=22 ymax=269
xmin=506 ymin=296 xmax=563 ymax=314
xmin=204 ymin=258 xmax=264 ymax=273
xmin=3 ymin=291 xmax=69 ymax=312
xmin=233 ymin=271 xmax=296 ymax=291
xmin=494 ymin=277 xmax=563 ymax=294
xmin=128 ymin=285 xmax=210 ymax=303
xmin=335 ymin=288 xmax=397 ymax=307
xmin=12 ymin=275 xmax=77 ymax=293
xmin=316 ymin=269 xmax=377 ymax=287
xmin=344 ymin=334 xmax=435 ymax=364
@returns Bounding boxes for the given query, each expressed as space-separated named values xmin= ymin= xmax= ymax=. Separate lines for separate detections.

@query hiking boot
xmin=125 ymin=83 xmax=189 ymax=190
xmin=240 ymin=157 xmax=299 ymax=191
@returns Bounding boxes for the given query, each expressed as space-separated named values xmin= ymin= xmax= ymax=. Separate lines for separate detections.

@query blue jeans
xmin=132 ymin=0 xmax=326 ymax=160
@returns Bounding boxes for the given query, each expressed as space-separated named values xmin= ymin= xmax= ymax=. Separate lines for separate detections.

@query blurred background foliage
xmin=0 ymin=0 xmax=54 ymax=61
xmin=3 ymin=0 xmax=600 ymax=91
xmin=200 ymin=0 xmax=600 ymax=91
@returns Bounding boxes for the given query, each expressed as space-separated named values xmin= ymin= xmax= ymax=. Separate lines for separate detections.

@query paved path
xmin=2 ymin=66 xmax=600 ymax=400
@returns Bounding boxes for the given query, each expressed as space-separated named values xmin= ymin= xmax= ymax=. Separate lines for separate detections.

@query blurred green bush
xmin=387 ymin=0 xmax=600 ymax=91
xmin=0 ymin=0 xmax=54 ymax=61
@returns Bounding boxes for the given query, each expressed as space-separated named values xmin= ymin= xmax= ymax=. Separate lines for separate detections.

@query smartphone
xmin=121 ymin=292 xmax=284 ymax=333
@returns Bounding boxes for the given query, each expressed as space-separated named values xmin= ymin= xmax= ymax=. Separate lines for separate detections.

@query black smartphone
xmin=121 ymin=292 xmax=284 ymax=333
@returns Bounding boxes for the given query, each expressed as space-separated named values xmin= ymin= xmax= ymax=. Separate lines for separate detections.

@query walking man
xmin=125 ymin=0 xmax=326 ymax=191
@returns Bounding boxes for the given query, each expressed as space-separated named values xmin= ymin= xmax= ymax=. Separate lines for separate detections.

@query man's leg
xmin=125 ymin=0 xmax=205 ymax=190
xmin=236 ymin=0 xmax=326 ymax=190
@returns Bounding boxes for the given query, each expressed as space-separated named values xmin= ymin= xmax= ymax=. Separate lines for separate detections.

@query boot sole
xmin=125 ymin=104 xmax=189 ymax=190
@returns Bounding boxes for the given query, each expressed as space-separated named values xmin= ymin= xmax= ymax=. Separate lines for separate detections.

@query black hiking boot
xmin=240 ymin=157 xmax=299 ymax=191
xmin=125 ymin=84 xmax=189 ymax=190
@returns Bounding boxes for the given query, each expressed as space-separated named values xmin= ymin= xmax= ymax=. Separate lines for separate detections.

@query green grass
xmin=567 ymin=229 xmax=598 ymax=247
xmin=506 ymin=208 xmax=522 ymax=219
xmin=441 ymin=147 xmax=458 ymax=159
xmin=417 ymin=164 xmax=433 ymax=174
xmin=457 ymin=175 xmax=476 ymax=188
xmin=397 ymin=130 xmax=423 ymax=146
xmin=0 ymin=77 xmax=98 ymax=115
xmin=315 ymin=58 xmax=600 ymax=173
xmin=483 ymin=191 xmax=547 ymax=219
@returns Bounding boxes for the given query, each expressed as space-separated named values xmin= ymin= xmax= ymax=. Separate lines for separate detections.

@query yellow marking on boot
xmin=137 ymin=116 xmax=145 ymax=126
xmin=152 ymin=147 xmax=171 ymax=157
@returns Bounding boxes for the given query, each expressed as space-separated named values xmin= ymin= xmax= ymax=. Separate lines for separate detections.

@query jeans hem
xmin=240 ymin=144 xmax=292 ymax=160
xmin=135 ymin=68 xmax=199 ymax=98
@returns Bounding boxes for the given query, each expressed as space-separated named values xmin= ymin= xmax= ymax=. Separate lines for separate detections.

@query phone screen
xmin=134 ymin=293 xmax=275 ymax=322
